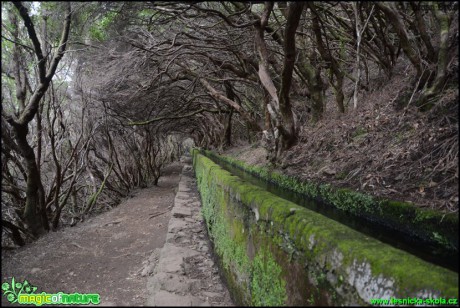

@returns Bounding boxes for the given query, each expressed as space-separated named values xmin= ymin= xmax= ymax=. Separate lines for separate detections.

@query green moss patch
xmin=192 ymin=151 xmax=458 ymax=305
xmin=202 ymin=149 xmax=458 ymax=253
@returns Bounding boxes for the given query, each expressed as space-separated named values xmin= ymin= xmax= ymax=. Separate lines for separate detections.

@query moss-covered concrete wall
xmin=192 ymin=150 xmax=458 ymax=306
xmin=203 ymin=150 xmax=458 ymax=253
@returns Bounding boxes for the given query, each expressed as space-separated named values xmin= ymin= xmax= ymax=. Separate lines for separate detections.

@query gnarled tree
xmin=3 ymin=2 xmax=71 ymax=236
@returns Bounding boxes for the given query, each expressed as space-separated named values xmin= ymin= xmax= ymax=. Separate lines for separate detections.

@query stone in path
xmin=146 ymin=160 xmax=234 ymax=306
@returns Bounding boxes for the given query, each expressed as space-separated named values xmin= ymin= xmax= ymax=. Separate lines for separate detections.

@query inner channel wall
xmin=192 ymin=149 xmax=458 ymax=306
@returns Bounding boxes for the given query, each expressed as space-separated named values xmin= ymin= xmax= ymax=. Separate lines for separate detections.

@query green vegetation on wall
xmin=251 ymin=249 xmax=287 ymax=306
xmin=194 ymin=149 xmax=287 ymax=306
xmin=192 ymin=149 xmax=458 ymax=305
xmin=202 ymin=150 xmax=458 ymax=253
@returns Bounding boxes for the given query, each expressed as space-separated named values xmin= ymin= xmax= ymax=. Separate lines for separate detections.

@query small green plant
xmin=394 ymin=131 xmax=405 ymax=143
xmin=431 ymin=232 xmax=455 ymax=251
xmin=352 ymin=127 xmax=367 ymax=139
xmin=251 ymin=250 xmax=287 ymax=306
xmin=335 ymin=171 xmax=347 ymax=180
xmin=307 ymin=293 xmax=315 ymax=305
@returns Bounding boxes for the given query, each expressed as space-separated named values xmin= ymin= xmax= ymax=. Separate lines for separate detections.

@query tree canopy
xmin=1 ymin=1 xmax=458 ymax=245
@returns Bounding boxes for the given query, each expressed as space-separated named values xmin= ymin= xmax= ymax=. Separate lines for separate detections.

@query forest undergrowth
xmin=227 ymin=59 xmax=458 ymax=213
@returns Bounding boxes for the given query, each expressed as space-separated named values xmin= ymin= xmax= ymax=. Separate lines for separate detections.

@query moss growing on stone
xmin=202 ymin=149 xmax=458 ymax=252
xmin=192 ymin=151 xmax=459 ymax=305
xmin=194 ymin=153 xmax=287 ymax=305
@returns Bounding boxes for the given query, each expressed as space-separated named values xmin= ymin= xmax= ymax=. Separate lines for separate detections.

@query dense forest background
xmin=1 ymin=2 xmax=458 ymax=247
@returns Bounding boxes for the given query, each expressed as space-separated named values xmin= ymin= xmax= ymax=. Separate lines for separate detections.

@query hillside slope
xmin=225 ymin=61 xmax=458 ymax=214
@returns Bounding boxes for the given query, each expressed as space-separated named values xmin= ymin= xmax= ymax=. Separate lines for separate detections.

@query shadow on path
xmin=1 ymin=162 xmax=183 ymax=306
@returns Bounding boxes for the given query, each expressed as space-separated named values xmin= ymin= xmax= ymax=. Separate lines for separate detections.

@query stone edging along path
xmin=146 ymin=157 xmax=234 ymax=306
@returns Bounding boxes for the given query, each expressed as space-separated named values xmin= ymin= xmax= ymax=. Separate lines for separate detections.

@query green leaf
xmin=11 ymin=278 xmax=15 ymax=294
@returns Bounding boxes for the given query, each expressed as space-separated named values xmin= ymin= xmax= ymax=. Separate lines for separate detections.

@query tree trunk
xmin=353 ymin=2 xmax=362 ymax=110
xmin=309 ymin=3 xmax=345 ymax=114
xmin=277 ymin=2 xmax=303 ymax=150
xmin=418 ymin=7 xmax=453 ymax=110
xmin=296 ymin=52 xmax=325 ymax=122
xmin=2 ymin=219 xmax=26 ymax=246
xmin=333 ymin=74 xmax=345 ymax=113
xmin=310 ymin=75 xmax=325 ymax=123
xmin=254 ymin=2 xmax=302 ymax=159
xmin=376 ymin=2 xmax=429 ymax=87
xmin=223 ymin=109 xmax=233 ymax=147
xmin=5 ymin=2 xmax=72 ymax=237
xmin=8 ymin=123 xmax=45 ymax=236
xmin=223 ymin=82 xmax=235 ymax=147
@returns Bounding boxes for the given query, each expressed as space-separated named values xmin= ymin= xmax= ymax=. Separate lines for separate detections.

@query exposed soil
xmin=1 ymin=162 xmax=231 ymax=306
xmin=225 ymin=61 xmax=458 ymax=214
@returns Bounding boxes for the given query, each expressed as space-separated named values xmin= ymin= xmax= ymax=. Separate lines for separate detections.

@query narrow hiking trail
xmin=2 ymin=162 xmax=232 ymax=306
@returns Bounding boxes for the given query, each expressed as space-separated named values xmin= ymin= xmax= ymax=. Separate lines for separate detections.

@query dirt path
xmin=1 ymin=163 xmax=183 ymax=306
xmin=146 ymin=162 xmax=233 ymax=306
